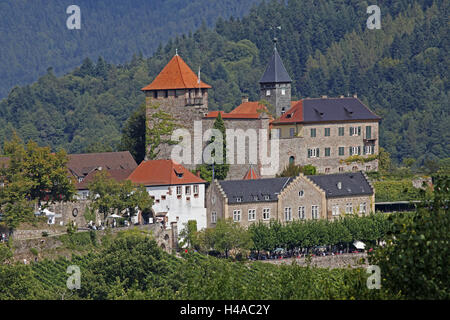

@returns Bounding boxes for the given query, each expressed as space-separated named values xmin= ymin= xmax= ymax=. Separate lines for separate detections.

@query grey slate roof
xmin=259 ymin=48 xmax=292 ymax=84
xmin=219 ymin=177 xmax=292 ymax=204
xmin=302 ymin=98 xmax=381 ymax=123
xmin=307 ymin=172 xmax=373 ymax=198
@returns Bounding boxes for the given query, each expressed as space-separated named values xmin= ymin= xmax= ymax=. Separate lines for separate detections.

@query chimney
xmin=241 ymin=95 xmax=249 ymax=104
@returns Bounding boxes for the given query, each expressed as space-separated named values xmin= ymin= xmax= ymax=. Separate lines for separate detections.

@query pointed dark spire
xmin=259 ymin=47 xmax=292 ymax=84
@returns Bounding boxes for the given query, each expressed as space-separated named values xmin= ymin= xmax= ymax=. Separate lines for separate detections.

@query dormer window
xmin=174 ymin=169 xmax=184 ymax=178
xmin=253 ymin=195 xmax=258 ymax=201
xmin=236 ymin=197 xmax=242 ymax=203
xmin=264 ymin=195 xmax=270 ymax=201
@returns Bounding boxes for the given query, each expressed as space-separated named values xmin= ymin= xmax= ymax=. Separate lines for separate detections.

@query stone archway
xmin=141 ymin=208 xmax=155 ymax=225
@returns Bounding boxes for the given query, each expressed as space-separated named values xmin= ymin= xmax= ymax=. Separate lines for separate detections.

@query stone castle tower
xmin=141 ymin=54 xmax=211 ymax=161
xmin=259 ymin=45 xmax=292 ymax=117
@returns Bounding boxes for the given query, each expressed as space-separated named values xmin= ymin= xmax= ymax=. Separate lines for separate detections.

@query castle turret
xmin=259 ymin=45 xmax=292 ymax=117
xmin=141 ymin=54 xmax=211 ymax=160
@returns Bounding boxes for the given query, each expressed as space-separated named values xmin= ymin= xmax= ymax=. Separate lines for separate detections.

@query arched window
xmin=289 ymin=156 xmax=295 ymax=165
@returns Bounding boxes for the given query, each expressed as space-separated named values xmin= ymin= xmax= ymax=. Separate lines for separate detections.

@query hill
xmin=0 ymin=0 xmax=261 ymax=98
xmin=0 ymin=0 xmax=447 ymax=164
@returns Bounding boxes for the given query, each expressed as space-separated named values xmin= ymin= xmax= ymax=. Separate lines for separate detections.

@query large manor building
xmin=141 ymin=46 xmax=381 ymax=180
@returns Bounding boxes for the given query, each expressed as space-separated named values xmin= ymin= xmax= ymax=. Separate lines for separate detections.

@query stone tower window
xmin=266 ymin=90 xmax=271 ymax=96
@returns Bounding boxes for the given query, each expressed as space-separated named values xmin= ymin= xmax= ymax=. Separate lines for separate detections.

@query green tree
xmin=146 ymin=103 xmax=179 ymax=160
xmin=120 ymin=104 xmax=147 ymax=163
xmin=179 ymin=220 xmax=199 ymax=249
xmin=369 ymin=175 xmax=450 ymax=299
xmin=196 ymin=113 xmax=229 ymax=181
xmin=87 ymin=171 xmax=153 ymax=222
xmin=0 ymin=134 xmax=76 ymax=230
xmin=207 ymin=219 xmax=252 ymax=258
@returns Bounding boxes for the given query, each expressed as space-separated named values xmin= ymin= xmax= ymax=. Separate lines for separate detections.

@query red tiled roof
xmin=141 ymin=55 xmax=211 ymax=91
xmin=229 ymin=101 xmax=267 ymax=115
xmin=243 ymin=166 xmax=260 ymax=180
xmin=204 ymin=101 xmax=271 ymax=120
xmin=77 ymin=168 xmax=135 ymax=190
xmin=272 ymin=100 xmax=304 ymax=124
xmin=127 ymin=160 xmax=205 ymax=186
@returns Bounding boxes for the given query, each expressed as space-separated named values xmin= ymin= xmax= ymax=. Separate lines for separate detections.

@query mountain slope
xmin=0 ymin=0 xmax=447 ymax=165
xmin=0 ymin=0 xmax=261 ymax=98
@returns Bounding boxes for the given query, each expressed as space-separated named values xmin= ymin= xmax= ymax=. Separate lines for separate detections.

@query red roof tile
xmin=272 ymin=100 xmax=304 ymax=124
xmin=229 ymin=101 xmax=267 ymax=115
xmin=127 ymin=160 xmax=205 ymax=186
xmin=141 ymin=55 xmax=211 ymax=91
xmin=204 ymin=101 xmax=271 ymax=120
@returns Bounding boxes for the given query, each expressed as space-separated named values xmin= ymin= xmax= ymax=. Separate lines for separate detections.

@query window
xmin=193 ymin=185 xmax=199 ymax=195
xmin=308 ymin=148 xmax=319 ymax=158
xmin=299 ymin=190 xmax=304 ymax=197
xmin=339 ymin=167 xmax=344 ymax=172
xmin=82 ymin=191 xmax=88 ymax=200
xmin=281 ymin=89 xmax=286 ymax=95
xmin=339 ymin=147 xmax=345 ymax=156
xmin=310 ymin=128 xmax=316 ymax=137
xmin=332 ymin=205 xmax=340 ymax=216
xmin=325 ymin=147 xmax=331 ymax=157
xmin=366 ymin=166 xmax=371 ymax=171
xmin=360 ymin=202 xmax=367 ymax=214
xmin=338 ymin=127 xmax=344 ymax=136
xmin=324 ymin=128 xmax=330 ymax=136
xmin=325 ymin=168 xmax=330 ymax=173
xmin=284 ymin=207 xmax=292 ymax=221
xmin=236 ymin=197 xmax=242 ymax=203
xmin=248 ymin=209 xmax=256 ymax=221
xmin=350 ymin=146 xmax=360 ymax=156
xmin=211 ymin=212 xmax=217 ymax=224
xmin=352 ymin=166 xmax=358 ymax=172
xmin=266 ymin=90 xmax=271 ymax=96
xmin=364 ymin=145 xmax=374 ymax=155
xmin=289 ymin=128 xmax=295 ymax=137
xmin=253 ymin=195 xmax=259 ymax=201
xmin=349 ymin=126 xmax=361 ymax=136
xmin=311 ymin=205 xmax=319 ymax=219
xmin=366 ymin=126 xmax=372 ymax=139
xmin=345 ymin=203 xmax=353 ymax=214
xmin=263 ymin=208 xmax=270 ymax=220
xmin=298 ymin=206 xmax=305 ymax=220
xmin=176 ymin=186 xmax=182 ymax=196
xmin=264 ymin=195 xmax=270 ymax=201
xmin=233 ymin=210 xmax=241 ymax=222
xmin=161 ymin=195 xmax=166 ymax=200
xmin=185 ymin=186 xmax=191 ymax=195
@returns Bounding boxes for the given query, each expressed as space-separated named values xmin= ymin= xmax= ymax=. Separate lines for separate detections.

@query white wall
xmin=146 ymin=183 xmax=207 ymax=234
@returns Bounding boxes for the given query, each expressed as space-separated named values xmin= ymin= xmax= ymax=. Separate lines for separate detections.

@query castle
xmin=142 ymin=46 xmax=381 ymax=180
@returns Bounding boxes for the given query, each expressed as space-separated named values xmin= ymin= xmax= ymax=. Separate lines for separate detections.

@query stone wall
xmin=278 ymin=121 xmax=379 ymax=174
xmin=278 ymin=174 xmax=327 ymax=221
xmin=326 ymin=195 xmax=375 ymax=220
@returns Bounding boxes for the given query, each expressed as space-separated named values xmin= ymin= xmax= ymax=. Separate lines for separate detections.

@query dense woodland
xmin=0 ymin=0 xmax=261 ymax=98
xmin=0 ymin=0 xmax=448 ymax=165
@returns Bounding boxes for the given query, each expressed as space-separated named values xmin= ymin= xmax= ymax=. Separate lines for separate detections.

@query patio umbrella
xmin=353 ymin=241 xmax=366 ymax=250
